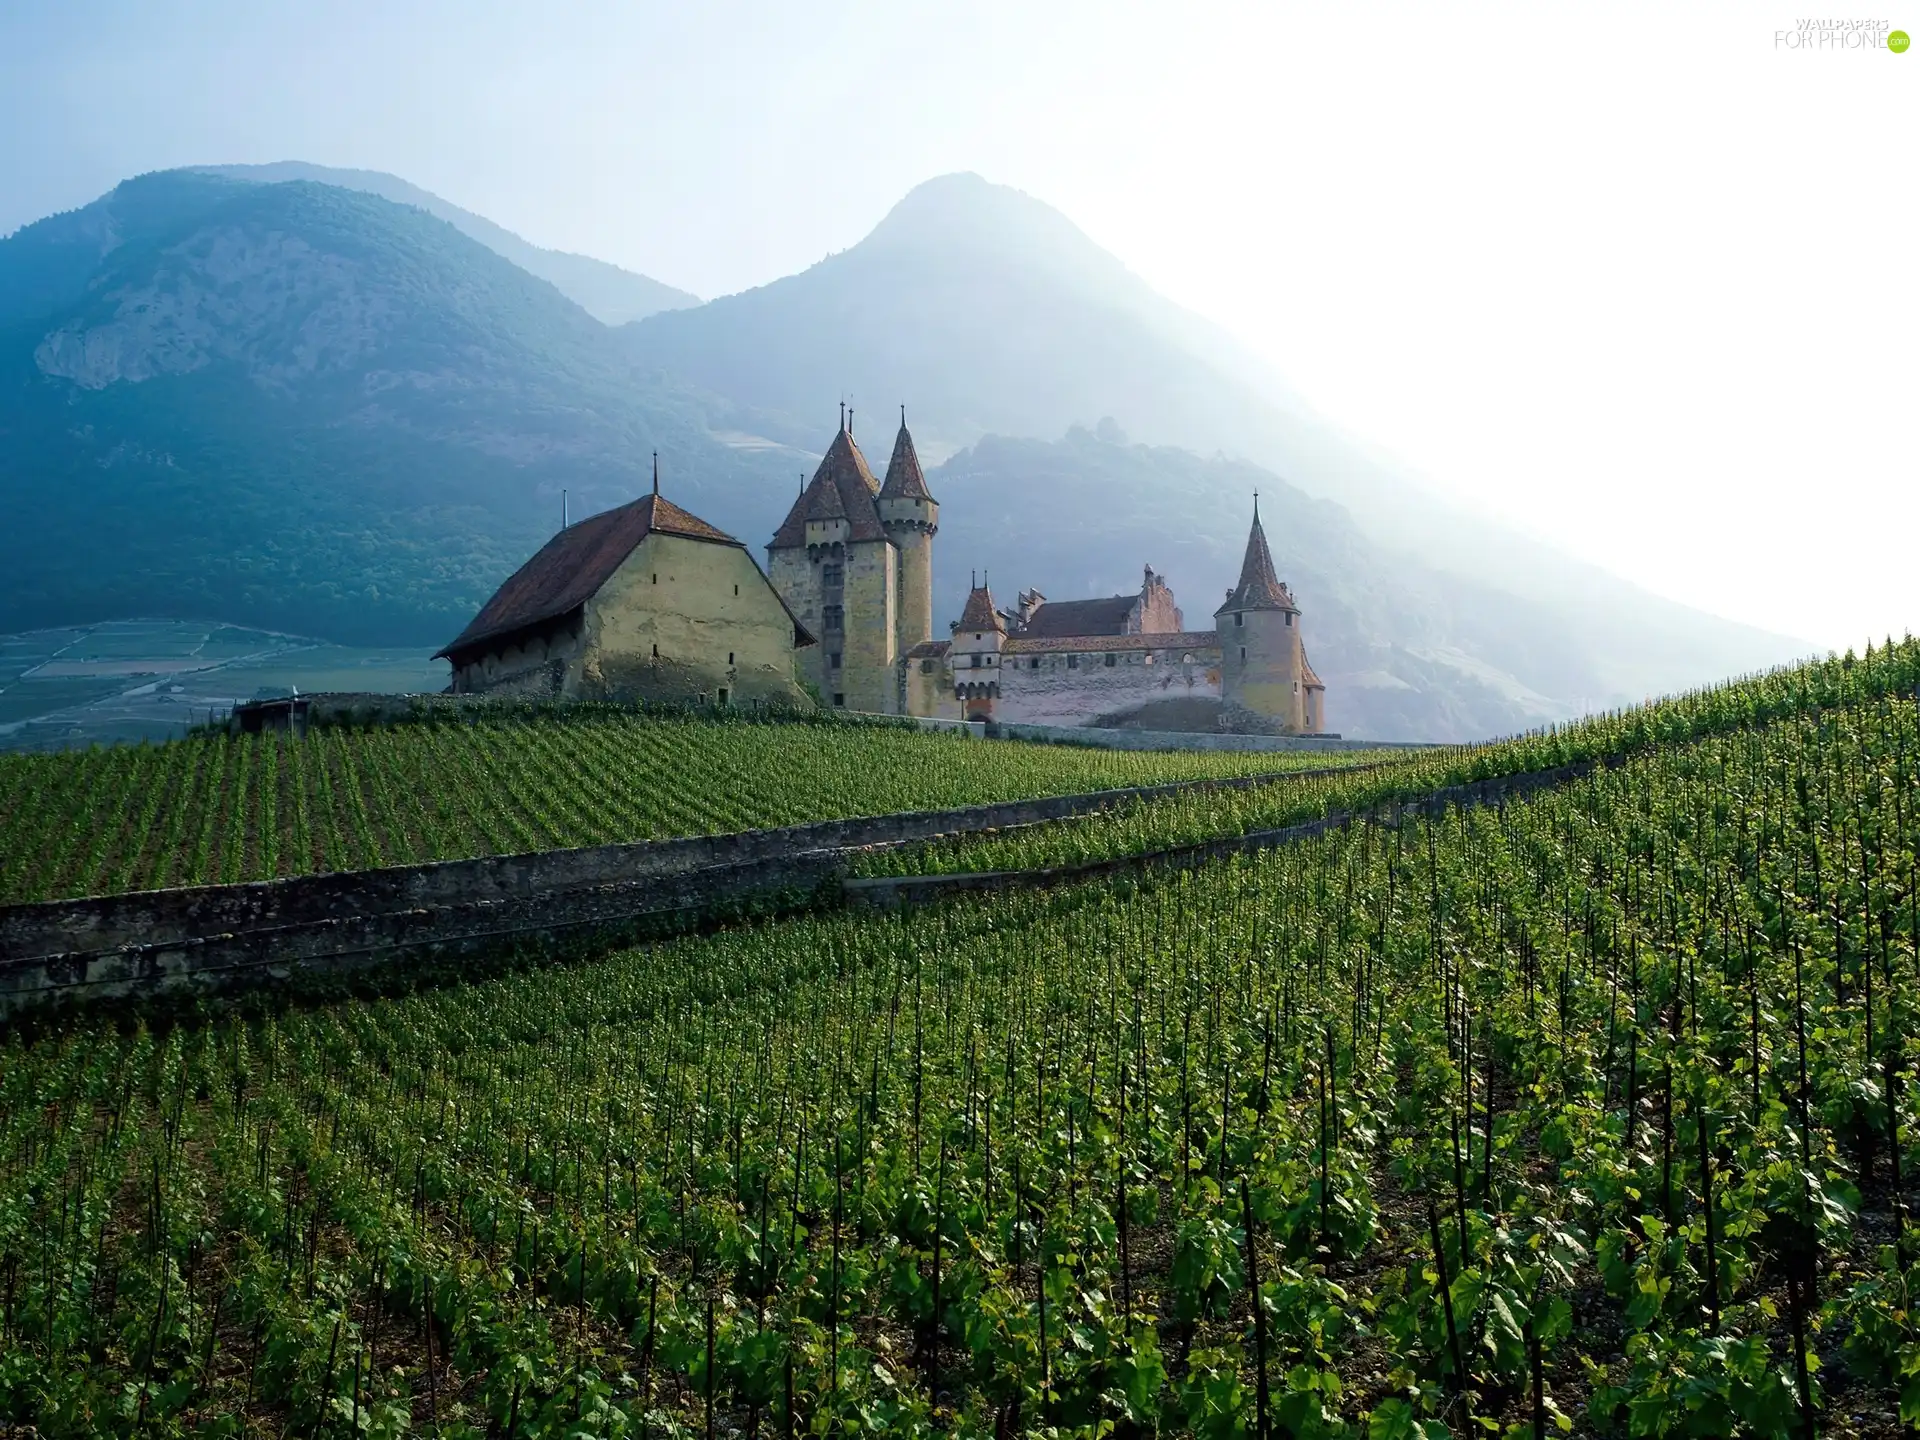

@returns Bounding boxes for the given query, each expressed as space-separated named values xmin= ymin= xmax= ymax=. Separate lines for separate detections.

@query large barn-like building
xmin=438 ymin=473 xmax=813 ymax=708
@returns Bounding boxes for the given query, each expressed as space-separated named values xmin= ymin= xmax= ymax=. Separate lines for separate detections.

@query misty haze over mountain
xmin=0 ymin=165 xmax=1807 ymax=739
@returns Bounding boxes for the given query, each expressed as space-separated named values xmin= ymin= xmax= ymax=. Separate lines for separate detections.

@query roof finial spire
xmin=848 ymin=404 xmax=853 ymax=438
xmin=839 ymin=400 xmax=846 ymax=433
xmin=971 ymin=569 xmax=977 ymax=589
xmin=900 ymin=402 xmax=907 ymax=429
xmin=652 ymin=452 xmax=659 ymax=497
xmin=1253 ymin=489 xmax=1259 ymax=521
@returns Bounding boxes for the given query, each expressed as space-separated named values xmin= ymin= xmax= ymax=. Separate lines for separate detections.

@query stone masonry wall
xmin=995 ymin=647 xmax=1221 ymax=727
xmin=0 ymin=767 xmax=1357 ymax=1017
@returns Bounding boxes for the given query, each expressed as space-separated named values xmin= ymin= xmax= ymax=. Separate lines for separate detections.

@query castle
xmin=767 ymin=409 xmax=1325 ymax=733
xmin=444 ymin=408 xmax=1326 ymax=734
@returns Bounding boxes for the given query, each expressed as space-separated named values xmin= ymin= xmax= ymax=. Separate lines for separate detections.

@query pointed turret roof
xmin=879 ymin=411 xmax=933 ymax=501
xmin=1215 ymin=503 xmax=1297 ymax=616
xmin=955 ymin=580 xmax=1005 ymax=634
xmin=1301 ymin=650 xmax=1324 ymax=690
xmin=770 ymin=423 xmax=888 ymax=548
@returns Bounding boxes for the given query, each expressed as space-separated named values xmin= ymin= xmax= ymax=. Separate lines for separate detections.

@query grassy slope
xmin=0 ymin=712 xmax=1396 ymax=904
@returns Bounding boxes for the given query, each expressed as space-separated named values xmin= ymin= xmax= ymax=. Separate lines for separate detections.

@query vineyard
xmin=0 ymin=713 xmax=1393 ymax=906
xmin=2 ymin=642 xmax=1918 ymax=1437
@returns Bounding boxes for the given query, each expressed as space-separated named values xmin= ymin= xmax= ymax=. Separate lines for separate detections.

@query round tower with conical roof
xmin=877 ymin=407 xmax=938 ymax=658
xmin=1215 ymin=498 xmax=1306 ymax=733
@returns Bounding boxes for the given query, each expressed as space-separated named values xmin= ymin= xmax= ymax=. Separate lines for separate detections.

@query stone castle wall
xmin=994 ymin=645 xmax=1221 ymax=727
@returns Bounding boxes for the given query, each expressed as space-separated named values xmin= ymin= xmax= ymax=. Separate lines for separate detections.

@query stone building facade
xmin=439 ymin=479 xmax=814 ymax=706
xmin=905 ymin=505 xmax=1327 ymax=734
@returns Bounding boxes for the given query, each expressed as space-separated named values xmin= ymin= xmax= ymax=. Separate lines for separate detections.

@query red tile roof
xmin=1302 ymin=650 xmax=1324 ymax=689
xmin=770 ymin=426 xmax=888 ymax=548
xmin=439 ymin=492 xmax=817 ymax=661
xmin=905 ymin=640 xmax=951 ymax=660
xmin=879 ymin=417 xmax=933 ymax=501
xmin=1003 ymin=631 xmax=1220 ymax=656
xmin=955 ymin=584 xmax=1006 ymax=634
xmin=1216 ymin=509 xmax=1297 ymax=615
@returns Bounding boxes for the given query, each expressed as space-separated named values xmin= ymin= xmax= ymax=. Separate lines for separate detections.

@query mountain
xmin=625 ymin=173 xmax=1805 ymax=703
xmin=0 ymin=170 xmax=785 ymax=645
xmin=0 ymin=165 xmax=1806 ymax=737
xmin=195 ymin=162 xmax=701 ymax=325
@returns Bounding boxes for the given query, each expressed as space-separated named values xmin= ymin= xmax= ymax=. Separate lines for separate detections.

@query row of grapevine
xmin=864 ymin=638 xmax=1920 ymax=878
xmin=0 ymin=715 xmax=1396 ymax=905
xmin=1 ymin=683 xmax=1916 ymax=1434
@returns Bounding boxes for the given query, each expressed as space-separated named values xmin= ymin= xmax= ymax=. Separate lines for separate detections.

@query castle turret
xmin=1215 ymin=499 xmax=1307 ymax=733
xmin=877 ymin=408 xmax=938 ymax=658
xmin=949 ymin=575 xmax=1005 ymax=720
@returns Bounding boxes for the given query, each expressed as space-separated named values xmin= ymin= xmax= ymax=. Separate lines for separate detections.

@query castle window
xmin=1235 ymin=613 xmax=1243 ymax=627
xmin=1030 ymin=658 xmax=1040 ymax=669
xmin=970 ymin=653 xmax=982 ymax=668
xmin=652 ymin=574 xmax=658 ymax=584
xmin=651 ymin=644 xmax=659 ymax=658
xmin=824 ymin=605 xmax=845 ymax=633
xmin=830 ymin=651 xmax=841 ymax=670
xmin=1104 ymin=653 xmax=1117 ymax=668
xmin=1285 ymin=613 xmax=1293 ymax=627
xmin=1068 ymin=655 xmax=1079 ymax=669
xmin=833 ymin=693 xmax=845 ymax=707
xmin=823 ymin=563 xmax=844 ymax=587
xmin=734 ymin=584 xmax=739 ymax=596
xmin=718 ymin=688 xmax=729 ymax=706
xmin=728 ymin=652 xmax=735 ymax=666
xmin=1240 ymin=647 xmax=1246 ymax=661
xmin=920 ymin=658 xmax=937 ymax=674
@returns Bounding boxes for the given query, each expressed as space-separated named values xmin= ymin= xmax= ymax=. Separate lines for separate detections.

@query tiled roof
xmin=879 ymin=418 xmax=933 ymax=501
xmin=955 ymin=584 xmax=1006 ymax=634
xmin=438 ymin=493 xmax=741 ymax=660
xmin=1015 ymin=595 xmax=1137 ymax=638
xmin=770 ymin=427 xmax=887 ymax=548
xmin=1003 ymin=631 xmax=1220 ymax=656
xmin=1216 ymin=510 xmax=1297 ymax=615
xmin=1302 ymin=650 xmax=1324 ymax=689
xmin=904 ymin=640 xmax=951 ymax=660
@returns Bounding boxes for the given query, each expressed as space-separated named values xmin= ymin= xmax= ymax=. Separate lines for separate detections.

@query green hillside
xmin=0 ymin=708 xmax=1392 ymax=904
xmin=0 ymin=172 xmax=788 ymax=646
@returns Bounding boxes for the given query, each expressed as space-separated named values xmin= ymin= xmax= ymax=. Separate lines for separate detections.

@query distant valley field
xmin=0 ymin=619 xmax=443 ymax=751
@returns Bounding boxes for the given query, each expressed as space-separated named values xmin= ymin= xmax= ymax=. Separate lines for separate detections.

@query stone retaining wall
xmin=984 ymin=721 xmax=1429 ymax=753
xmin=843 ymin=761 xmax=1592 ymax=907
xmin=0 ymin=763 xmax=1375 ymax=1017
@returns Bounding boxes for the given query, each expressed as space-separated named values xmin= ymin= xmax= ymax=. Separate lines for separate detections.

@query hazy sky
xmin=3 ymin=1 xmax=1913 ymax=648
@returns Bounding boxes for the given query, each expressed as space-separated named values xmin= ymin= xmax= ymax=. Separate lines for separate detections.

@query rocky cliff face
xmin=37 ymin=228 xmax=389 ymax=390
